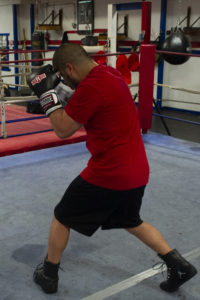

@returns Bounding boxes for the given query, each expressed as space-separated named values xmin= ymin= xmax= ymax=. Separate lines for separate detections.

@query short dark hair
xmin=53 ymin=43 xmax=92 ymax=72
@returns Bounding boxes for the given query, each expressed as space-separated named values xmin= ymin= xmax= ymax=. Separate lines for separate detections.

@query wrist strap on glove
xmin=40 ymin=90 xmax=62 ymax=116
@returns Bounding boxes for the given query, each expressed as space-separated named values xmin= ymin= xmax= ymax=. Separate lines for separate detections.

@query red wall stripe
xmin=66 ymin=29 xmax=107 ymax=34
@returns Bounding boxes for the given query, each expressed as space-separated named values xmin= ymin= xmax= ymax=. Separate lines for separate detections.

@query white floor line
xmin=81 ymin=247 xmax=200 ymax=300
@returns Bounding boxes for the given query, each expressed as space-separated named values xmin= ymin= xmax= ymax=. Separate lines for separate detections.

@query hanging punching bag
xmin=161 ymin=28 xmax=191 ymax=65
xmin=32 ymin=31 xmax=45 ymax=66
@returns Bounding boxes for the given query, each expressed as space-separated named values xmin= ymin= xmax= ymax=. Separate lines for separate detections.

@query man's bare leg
xmin=47 ymin=216 xmax=70 ymax=264
xmin=33 ymin=217 xmax=70 ymax=293
xmin=126 ymin=221 xmax=172 ymax=255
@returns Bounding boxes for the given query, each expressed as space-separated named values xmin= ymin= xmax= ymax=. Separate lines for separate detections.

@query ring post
xmin=0 ymin=57 xmax=7 ymax=139
xmin=138 ymin=44 xmax=155 ymax=133
xmin=107 ymin=4 xmax=117 ymax=67
xmin=0 ymin=102 xmax=7 ymax=139
xmin=141 ymin=1 xmax=151 ymax=44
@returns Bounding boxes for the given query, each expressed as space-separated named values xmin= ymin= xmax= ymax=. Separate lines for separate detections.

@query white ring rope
xmin=128 ymin=83 xmax=139 ymax=88
xmin=1 ymin=82 xmax=199 ymax=103
xmin=0 ymin=96 xmax=37 ymax=104
xmin=1 ymin=73 xmax=30 ymax=78
xmin=1 ymin=60 xmax=200 ymax=95
xmin=0 ymin=63 xmax=42 ymax=69
xmin=162 ymin=99 xmax=200 ymax=105
xmin=129 ymin=82 xmax=200 ymax=96
xmin=154 ymin=82 xmax=200 ymax=95
xmin=1 ymin=82 xmax=28 ymax=88
xmin=0 ymin=85 xmax=139 ymax=105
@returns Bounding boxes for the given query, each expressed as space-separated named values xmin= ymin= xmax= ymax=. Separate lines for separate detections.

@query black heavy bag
xmin=62 ymin=31 xmax=69 ymax=44
xmin=161 ymin=28 xmax=191 ymax=65
xmin=32 ymin=31 xmax=45 ymax=66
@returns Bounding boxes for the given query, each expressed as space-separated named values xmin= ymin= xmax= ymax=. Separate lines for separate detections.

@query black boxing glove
xmin=28 ymin=64 xmax=60 ymax=97
xmin=28 ymin=64 xmax=62 ymax=116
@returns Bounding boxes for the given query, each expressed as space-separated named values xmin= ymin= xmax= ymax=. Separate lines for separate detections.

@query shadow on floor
xmin=151 ymin=108 xmax=200 ymax=143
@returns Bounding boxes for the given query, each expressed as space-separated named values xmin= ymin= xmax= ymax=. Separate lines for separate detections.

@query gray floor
xmin=0 ymin=132 xmax=200 ymax=300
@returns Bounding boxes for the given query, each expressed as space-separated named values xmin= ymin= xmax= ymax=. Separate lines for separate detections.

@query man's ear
xmin=65 ymin=62 xmax=73 ymax=75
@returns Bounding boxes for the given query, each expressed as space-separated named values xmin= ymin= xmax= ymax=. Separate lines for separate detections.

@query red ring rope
xmin=156 ymin=50 xmax=200 ymax=58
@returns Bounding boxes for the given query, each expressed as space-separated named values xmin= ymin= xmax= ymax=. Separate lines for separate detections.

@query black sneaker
xmin=33 ymin=262 xmax=59 ymax=294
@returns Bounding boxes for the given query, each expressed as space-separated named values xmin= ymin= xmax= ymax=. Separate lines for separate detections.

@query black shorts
xmin=54 ymin=175 xmax=145 ymax=236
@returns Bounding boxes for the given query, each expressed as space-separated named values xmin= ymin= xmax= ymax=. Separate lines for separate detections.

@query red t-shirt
xmin=65 ymin=65 xmax=149 ymax=190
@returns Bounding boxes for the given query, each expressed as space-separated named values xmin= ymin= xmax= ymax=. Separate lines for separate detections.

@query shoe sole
xmin=33 ymin=273 xmax=58 ymax=294
xmin=160 ymin=268 xmax=197 ymax=293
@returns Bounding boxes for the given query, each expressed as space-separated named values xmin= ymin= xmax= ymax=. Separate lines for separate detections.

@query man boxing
xmin=28 ymin=43 xmax=197 ymax=294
